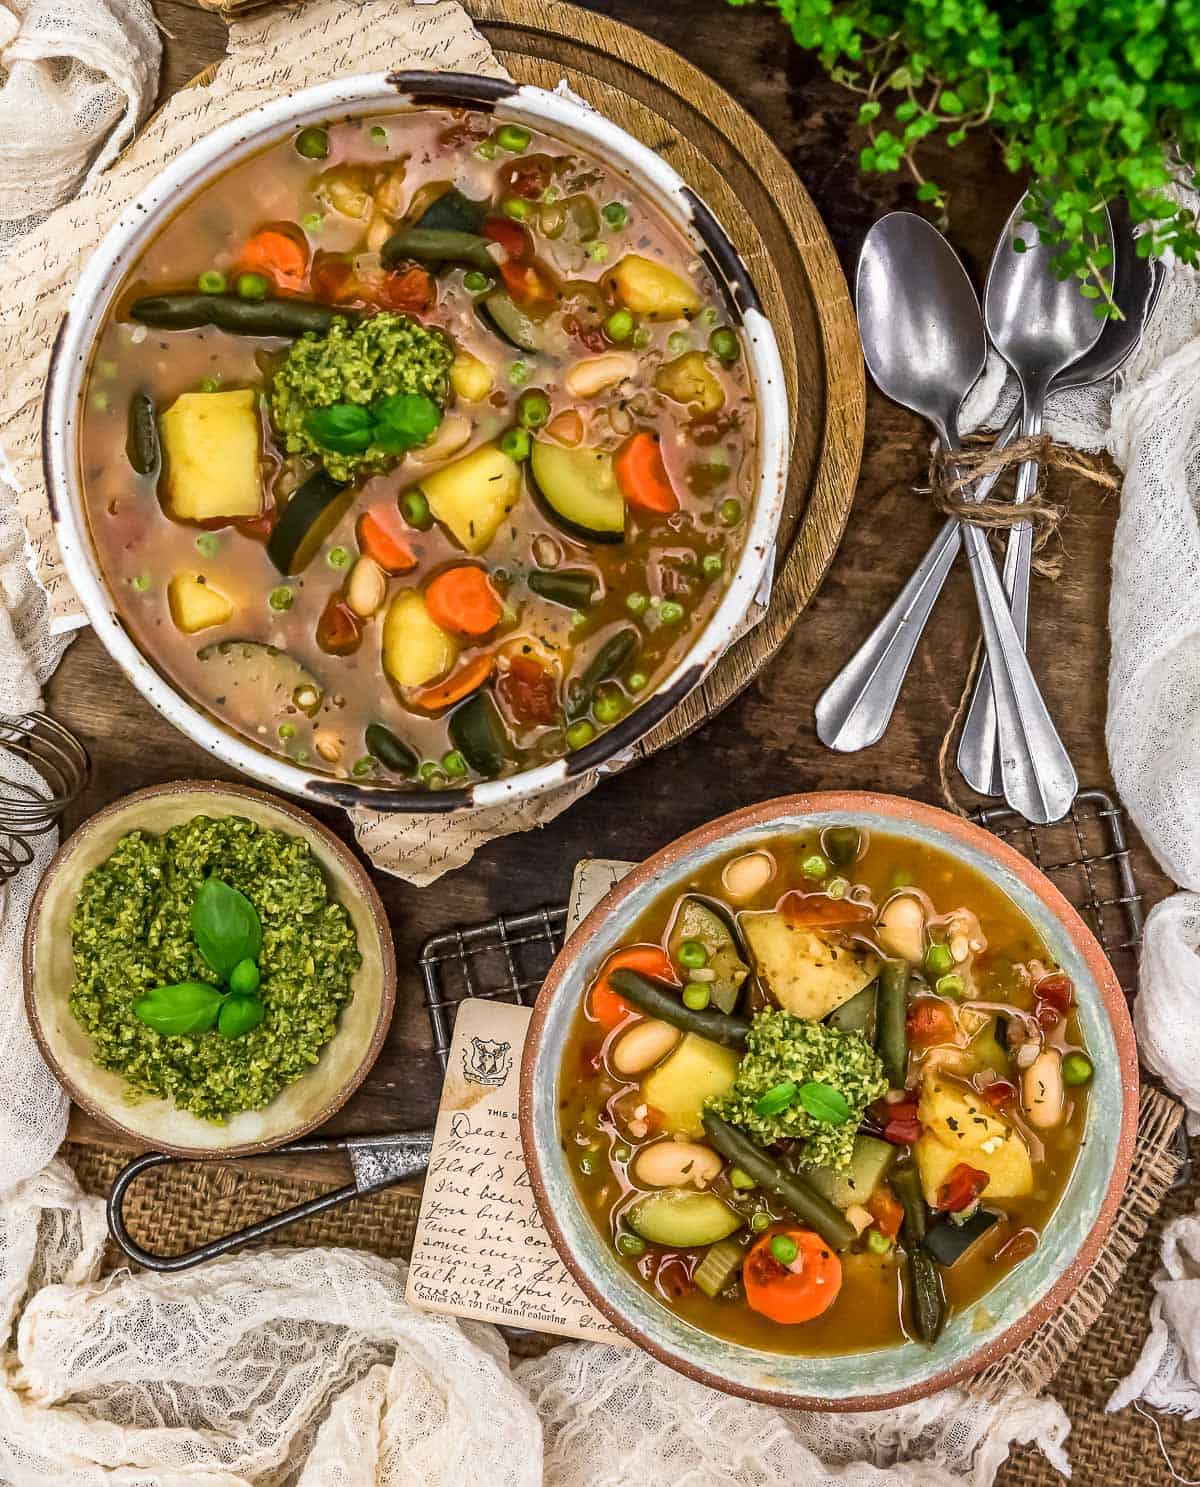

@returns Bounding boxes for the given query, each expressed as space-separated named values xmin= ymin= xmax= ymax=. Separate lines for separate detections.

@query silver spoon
xmin=816 ymin=200 xmax=1153 ymax=755
xmin=957 ymin=196 xmax=1112 ymax=795
xmin=850 ymin=212 xmax=1077 ymax=823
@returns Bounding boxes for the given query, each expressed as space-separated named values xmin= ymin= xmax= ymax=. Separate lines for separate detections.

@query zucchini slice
xmin=923 ymin=1208 xmax=1001 ymax=1267
xmin=527 ymin=568 xmax=597 ymax=609
xmin=798 ymin=1134 xmax=896 ymax=1210
xmin=195 ymin=640 xmax=323 ymax=731
xmin=448 ymin=691 xmax=512 ymax=777
xmin=529 ymin=439 xmax=625 ymax=544
xmin=668 ymin=896 xmax=750 ymax=1015
xmin=478 ymin=290 xmax=542 ymax=353
xmin=365 ymin=722 xmax=419 ymax=777
xmin=415 ymin=186 xmax=486 ymax=234
xmin=826 ymin=981 xmax=879 ymax=1044
xmin=267 ymin=471 xmax=352 ymax=575
xmin=625 ymin=1190 xmax=742 ymax=1248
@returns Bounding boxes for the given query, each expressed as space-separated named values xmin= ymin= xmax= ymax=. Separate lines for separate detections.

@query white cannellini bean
xmin=876 ymin=892 xmax=927 ymax=964
xmin=632 ymin=1141 xmax=723 ymax=1190
xmin=1022 ymin=1049 xmax=1065 ymax=1128
xmin=721 ymin=850 xmax=775 ymax=902
xmin=563 ymin=351 xmax=638 ymax=400
xmin=845 ymin=1203 xmax=874 ymax=1236
xmin=610 ymin=1018 xmax=680 ymax=1076
xmin=313 ymin=728 xmax=344 ymax=763
xmin=410 ymin=413 xmax=472 ymax=465
xmin=347 ymin=556 xmax=387 ymax=618
xmin=1015 ymin=1041 xmax=1040 ymax=1070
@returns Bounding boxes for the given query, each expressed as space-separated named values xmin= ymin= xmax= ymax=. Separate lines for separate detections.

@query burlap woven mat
xmin=64 ymin=1085 xmax=1197 ymax=1486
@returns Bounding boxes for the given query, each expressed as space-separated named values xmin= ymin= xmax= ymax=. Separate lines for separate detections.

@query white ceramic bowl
xmin=43 ymin=71 xmax=789 ymax=815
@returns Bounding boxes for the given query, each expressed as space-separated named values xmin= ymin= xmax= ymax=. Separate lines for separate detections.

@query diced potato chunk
xmin=640 ymin=1032 xmax=741 ymax=1138
xmin=161 ymin=389 xmax=262 ymax=522
xmin=414 ymin=443 xmax=521 ymax=555
xmin=915 ymin=1075 xmax=1033 ymax=1205
xmin=382 ymin=590 xmax=458 ymax=689
xmin=655 ymin=351 xmax=725 ymax=414
xmin=450 ymin=352 xmax=494 ymax=403
xmin=606 ymin=254 xmax=702 ymax=320
xmin=741 ymin=912 xmax=881 ymax=1020
xmin=167 ymin=574 xmax=234 ymax=634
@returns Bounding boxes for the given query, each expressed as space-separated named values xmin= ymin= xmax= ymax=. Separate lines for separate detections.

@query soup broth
xmin=560 ymin=828 xmax=1091 ymax=1356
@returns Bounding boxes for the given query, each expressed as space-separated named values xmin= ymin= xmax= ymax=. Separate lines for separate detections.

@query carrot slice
xmin=425 ymin=565 xmax=503 ymax=637
xmin=412 ymin=653 xmax=494 ymax=712
xmin=614 ymin=432 xmax=680 ymax=514
xmin=241 ymin=226 xmax=309 ymax=291
xmin=589 ymin=944 xmax=676 ymax=1030
xmin=359 ymin=505 xmax=418 ymax=575
xmin=743 ymin=1228 xmax=843 ymax=1325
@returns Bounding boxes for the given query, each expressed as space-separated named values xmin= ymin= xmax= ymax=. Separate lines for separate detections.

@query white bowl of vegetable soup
xmin=43 ymin=72 xmax=788 ymax=813
xmin=521 ymin=792 xmax=1138 ymax=1409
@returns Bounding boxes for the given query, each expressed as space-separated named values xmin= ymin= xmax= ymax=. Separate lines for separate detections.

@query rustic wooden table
xmin=56 ymin=0 xmax=1171 ymax=1154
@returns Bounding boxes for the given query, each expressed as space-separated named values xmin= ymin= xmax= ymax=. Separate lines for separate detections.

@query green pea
xmin=198 ymin=269 xmax=226 ymax=295
xmin=579 ymin=1152 xmax=597 ymax=1176
xmin=657 ymin=600 xmax=685 ymax=625
xmin=936 ymin=973 xmax=966 ymax=999
xmin=627 ymin=671 xmax=648 ymax=692
xmin=586 ymin=240 xmax=609 ymax=263
xmin=369 ymin=125 xmax=388 ymax=144
xmin=418 ymin=761 xmax=446 ymax=787
xmin=892 ymin=868 xmax=914 ymax=888
xmin=236 ymin=272 xmax=270 ymax=301
xmin=301 ymin=212 xmax=324 ymax=233
xmin=602 ymin=201 xmax=629 ymax=229
xmin=269 ymin=586 xmax=294 ymax=612
xmin=401 ymin=489 xmax=432 ymax=530
xmin=502 ymin=196 xmax=530 ymax=220
xmin=229 ymin=958 xmax=260 ymax=995
xmin=801 ymin=852 xmax=829 ymax=879
xmin=826 ymin=877 xmax=849 ymax=900
xmin=508 ymin=360 xmax=531 ymax=386
xmin=682 ymin=983 xmax=711 ymax=1010
xmin=91 ymin=392 xmax=110 ymax=412
xmin=925 ymin=943 xmax=955 ymax=976
xmin=613 ymin=1142 xmax=632 ymax=1163
xmin=195 ymin=533 xmax=220 ymax=558
xmin=295 ymin=126 xmax=329 ymax=159
xmin=616 ymin=1232 xmax=646 ymax=1257
xmin=463 ymin=269 xmax=491 ymax=293
xmin=474 ymin=138 xmax=498 ymax=161
xmin=701 ymin=307 xmax=720 ymax=327
xmin=702 ymin=553 xmax=723 ymax=579
xmin=709 ymin=327 xmax=740 ymax=363
xmin=351 ymin=756 xmax=374 ymax=777
xmin=770 ymin=1234 xmax=799 ymax=1265
xmin=130 ymin=573 xmax=151 ymax=593
xmin=327 ymin=546 xmax=351 ymax=569
xmin=677 ymin=939 xmax=708 ymax=970
xmin=605 ymin=309 xmax=634 ymax=342
xmin=441 ymin=750 xmax=468 ymax=778
xmin=199 ymin=377 xmax=220 ymax=393
xmin=518 ymin=389 xmax=551 ymax=429
xmin=730 ymin=1167 xmax=756 ymax=1191
xmin=750 ymin=1211 xmax=771 ymax=1233
xmin=496 ymin=123 xmax=531 ymax=153
xmin=866 ymin=1228 xmax=893 ymax=1255
xmin=719 ymin=498 xmax=743 ymax=526
xmin=625 ymin=592 xmax=648 ymax=615
xmin=1062 ymin=1052 xmax=1094 ymax=1086
xmin=631 ymin=327 xmax=652 ymax=348
xmin=278 ymin=723 xmax=296 ymax=740
xmin=500 ymin=427 xmax=531 ymax=461
xmin=593 ymin=690 xmax=624 ymax=725
xmin=667 ymin=330 xmax=689 ymax=356
xmin=566 ymin=720 xmax=595 ymax=750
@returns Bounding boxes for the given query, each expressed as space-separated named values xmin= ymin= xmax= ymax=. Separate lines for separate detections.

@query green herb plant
xmin=732 ymin=0 xmax=1200 ymax=312
xmin=134 ymin=878 xmax=267 ymax=1040
xmin=305 ymin=392 xmax=442 ymax=456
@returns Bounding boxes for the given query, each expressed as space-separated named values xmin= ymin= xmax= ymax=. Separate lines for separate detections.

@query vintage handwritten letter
xmin=406 ymin=858 xmax=635 ymax=1339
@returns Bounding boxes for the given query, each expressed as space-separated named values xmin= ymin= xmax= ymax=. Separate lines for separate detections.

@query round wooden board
xmin=468 ymin=0 xmax=864 ymax=757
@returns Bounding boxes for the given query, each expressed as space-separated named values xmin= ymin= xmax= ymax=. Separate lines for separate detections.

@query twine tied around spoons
xmin=0 ymin=714 xmax=89 ymax=884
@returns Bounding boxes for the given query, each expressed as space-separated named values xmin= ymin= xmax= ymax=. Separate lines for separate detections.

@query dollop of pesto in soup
xmin=69 ymin=815 xmax=360 ymax=1122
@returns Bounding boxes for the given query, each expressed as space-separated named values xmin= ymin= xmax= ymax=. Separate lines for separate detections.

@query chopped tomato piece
xmin=425 ymin=565 xmax=503 ymax=638
xmin=316 ymin=595 xmax=362 ymax=655
xmin=743 ymin=1228 xmax=843 ymax=1325
xmin=882 ymin=1115 xmax=921 ymax=1146
xmin=499 ymin=257 xmax=555 ymax=308
xmin=1035 ymin=972 xmax=1073 ymax=1018
xmin=358 ymin=506 xmax=418 ymax=575
xmin=655 ymin=1256 xmax=693 ymax=1302
xmin=563 ymin=311 xmax=608 ymax=352
xmin=241 ymin=225 xmax=309 ymax=291
xmin=936 ymin=1163 xmax=990 ymax=1214
xmin=866 ymin=1186 xmax=904 ymax=1241
xmin=614 ymin=432 xmax=680 ymax=515
xmin=777 ymin=889 xmax=874 ymax=931
xmin=483 ymin=216 xmax=530 ymax=258
xmin=412 ymin=654 xmax=494 ymax=712
xmin=906 ymin=997 xmax=957 ymax=1048
xmin=589 ymin=944 xmax=676 ymax=1030
xmin=377 ymin=263 xmax=436 ymax=312
xmin=498 ymin=653 xmax=559 ymax=726
xmin=980 ymin=1078 xmax=1017 ymax=1108
xmin=501 ymin=158 xmax=552 ymax=200
xmin=234 ymin=508 xmax=277 ymax=542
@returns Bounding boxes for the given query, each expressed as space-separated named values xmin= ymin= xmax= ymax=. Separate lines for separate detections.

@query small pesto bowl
xmin=520 ymin=791 xmax=1138 ymax=1411
xmin=24 ymin=780 xmax=395 ymax=1158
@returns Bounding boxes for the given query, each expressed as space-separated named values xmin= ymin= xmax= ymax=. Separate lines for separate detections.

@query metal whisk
xmin=0 ymin=713 xmax=89 ymax=884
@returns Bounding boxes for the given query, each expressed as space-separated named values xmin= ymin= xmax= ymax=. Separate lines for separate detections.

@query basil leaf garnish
xmin=373 ymin=392 xmax=441 ymax=451
xmin=217 ymin=994 xmax=265 ymax=1040
xmin=192 ymin=877 xmax=262 ymax=980
xmin=797 ymin=1081 xmax=851 ymax=1124
xmin=305 ymin=402 xmax=374 ymax=454
xmin=134 ymin=982 xmax=224 ymax=1037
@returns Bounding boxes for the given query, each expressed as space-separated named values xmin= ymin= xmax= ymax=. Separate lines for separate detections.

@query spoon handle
xmin=957 ymin=404 xmax=1044 ymax=795
xmin=813 ymin=410 xmax=1021 ymax=752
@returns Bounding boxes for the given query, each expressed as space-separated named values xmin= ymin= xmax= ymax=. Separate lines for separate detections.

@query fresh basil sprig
xmin=135 ymin=877 xmax=266 ymax=1040
xmin=305 ymin=392 xmax=442 ymax=456
xmin=797 ymin=1081 xmax=851 ymax=1125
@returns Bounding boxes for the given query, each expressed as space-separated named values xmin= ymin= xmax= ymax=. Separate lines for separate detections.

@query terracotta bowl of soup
xmin=520 ymin=792 xmax=1137 ymax=1409
xmin=25 ymin=780 xmax=395 ymax=1158
xmin=43 ymin=72 xmax=788 ymax=815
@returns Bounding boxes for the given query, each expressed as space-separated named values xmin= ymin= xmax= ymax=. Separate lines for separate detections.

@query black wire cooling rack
xmin=418 ymin=787 xmax=1146 ymax=1071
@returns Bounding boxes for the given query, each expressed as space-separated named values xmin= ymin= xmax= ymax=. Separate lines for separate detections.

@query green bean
xmin=891 ymin=1164 xmax=928 ymax=1245
xmin=128 ymin=292 xmax=346 ymax=338
xmin=528 ymin=569 xmax=597 ymax=610
xmin=568 ymin=627 xmax=640 ymax=720
xmin=364 ymin=723 xmax=418 ymax=776
xmin=606 ymin=969 xmax=750 ymax=1048
xmin=125 ymin=392 xmax=159 ymax=475
xmin=700 ymin=1111 xmax=858 ymax=1251
xmin=906 ymin=1247 xmax=946 ymax=1343
xmin=878 ymin=958 xmax=910 ymax=1087
xmin=381 ymin=227 xmax=495 ymax=272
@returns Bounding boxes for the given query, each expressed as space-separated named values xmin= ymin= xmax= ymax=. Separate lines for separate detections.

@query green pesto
xmin=706 ymin=1009 xmax=887 ymax=1170
xmin=69 ymin=815 xmax=360 ymax=1122
xmin=269 ymin=312 xmax=453 ymax=481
